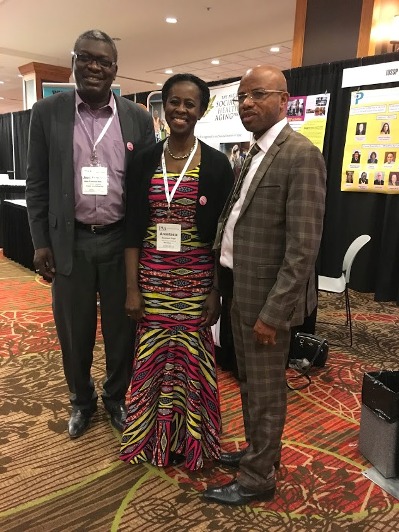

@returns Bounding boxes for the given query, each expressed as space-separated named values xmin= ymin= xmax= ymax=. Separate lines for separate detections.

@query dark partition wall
xmin=0 ymin=113 xmax=13 ymax=174
xmin=0 ymin=110 xmax=30 ymax=180
xmin=285 ymin=51 xmax=399 ymax=303
xmin=13 ymin=110 xmax=31 ymax=180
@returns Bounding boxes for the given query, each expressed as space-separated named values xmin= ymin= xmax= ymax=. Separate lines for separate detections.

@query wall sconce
xmin=390 ymin=15 xmax=399 ymax=52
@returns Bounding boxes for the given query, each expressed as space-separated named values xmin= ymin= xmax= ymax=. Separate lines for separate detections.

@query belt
xmin=75 ymin=219 xmax=124 ymax=234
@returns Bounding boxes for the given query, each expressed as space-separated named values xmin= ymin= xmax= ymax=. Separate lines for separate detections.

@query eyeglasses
xmin=73 ymin=52 xmax=116 ymax=69
xmin=232 ymin=89 xmax=285 ymax=105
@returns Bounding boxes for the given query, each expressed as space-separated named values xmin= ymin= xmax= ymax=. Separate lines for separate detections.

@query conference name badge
xmin=156 ymin=223 xmax=181 ymax=252
xmin=81 ymin=166 xmax=108 ymax=195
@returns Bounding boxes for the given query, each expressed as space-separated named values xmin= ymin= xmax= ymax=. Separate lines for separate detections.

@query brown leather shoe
xmin=202 ymin=479 xmax=275 ymax=506
xmin=219 ymin=449 xmax=281 ymax=470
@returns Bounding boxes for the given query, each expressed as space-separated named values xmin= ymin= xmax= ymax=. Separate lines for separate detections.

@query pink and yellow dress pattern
xmin=120 ymin=166 xmax=221 ymax=471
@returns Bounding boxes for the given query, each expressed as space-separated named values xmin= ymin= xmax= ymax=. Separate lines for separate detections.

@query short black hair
xmin=73 ymin=29 xmax=118 ymax=62
xmin=162 ymin=73 xmax=210 ymax=113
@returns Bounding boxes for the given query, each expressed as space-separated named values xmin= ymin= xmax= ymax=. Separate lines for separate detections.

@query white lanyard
xmin=76 ymin=96 xmax=117 ymax=162
xmin=161 ymin=138 xmax=198 ymax=211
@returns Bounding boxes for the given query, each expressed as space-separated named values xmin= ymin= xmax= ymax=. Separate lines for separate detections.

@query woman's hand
xmin=201 ymin=289 xmax=221 ymax=327
xmin=125 ymin=288 xmax=145 ymax=321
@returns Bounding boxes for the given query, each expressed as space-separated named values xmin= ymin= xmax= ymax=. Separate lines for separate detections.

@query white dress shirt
xmin=220 ymin=117 xmax=288 ymax=269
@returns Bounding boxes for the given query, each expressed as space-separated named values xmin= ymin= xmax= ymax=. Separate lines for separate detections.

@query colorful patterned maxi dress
xmin=120 ymin=165 xmax=221 ymax=471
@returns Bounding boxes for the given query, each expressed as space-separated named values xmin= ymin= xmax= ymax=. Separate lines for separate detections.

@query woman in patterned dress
xmin=120 ymin=74 xmax=234 ymax=470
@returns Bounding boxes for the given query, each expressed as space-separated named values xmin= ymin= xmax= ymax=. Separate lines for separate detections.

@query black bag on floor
xmin=287 ymin=333 xmax=329 ymax=390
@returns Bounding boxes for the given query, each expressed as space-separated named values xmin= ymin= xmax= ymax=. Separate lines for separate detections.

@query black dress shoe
xmin=219 ymin=448 xmax=247 ymax=468
xmin=202 ymin=479 xmax=275 ymax=506
xmin=169 ymin=451 xmax=185 ymax=466
xmin=219 ymin=449 xmax=281 ymax=470
xmin=68 ymin=409 xmax=94 ymax=439
xmin=107 ymin=404 xmax=127 ymax=432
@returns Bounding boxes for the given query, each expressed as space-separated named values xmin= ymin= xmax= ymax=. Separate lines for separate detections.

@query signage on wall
xmin=342 ymin=62 xmax=399 ymax=88
xmin=42 ymin=82 xmax=121 ymax=98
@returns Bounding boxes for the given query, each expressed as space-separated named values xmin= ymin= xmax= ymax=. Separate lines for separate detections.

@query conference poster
xmin=287 ymin=93 xmax=330 ymax=152
xmin=341 ymin=87 xmax=399 ymax=194
xmin=196 ymin=84 xmax=330 ymax=162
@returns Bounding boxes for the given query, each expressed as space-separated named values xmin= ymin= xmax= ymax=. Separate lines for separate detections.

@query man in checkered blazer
xmin=204 ymin=65 xmax=326 ymax=506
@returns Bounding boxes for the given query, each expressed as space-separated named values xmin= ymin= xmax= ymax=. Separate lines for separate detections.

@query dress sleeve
xmin=125 ymin=152 xmax=150 ymax=248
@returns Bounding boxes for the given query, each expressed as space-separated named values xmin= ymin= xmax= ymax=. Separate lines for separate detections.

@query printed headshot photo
xmin=380 ymin=122 xmax=391 ymax=135
xmin=374 ymin=171 xmax=385 ymax=185
xmin=351 ymin=150 xmax=361 ymax=163
xmin=389 ymin=172 xmax=399 ymax=187
xmin=355 ymin=122 xmax=367 ymax=135
xmin=359 ymin=171 xmax=368 ymax=185
xmin=314 ymin=106 xmax=326 ymax=116
xmin=384 ymin=151 xmax=396 ymax=164
xmin=345 ymin=170 xmax=354 ymax=183
xmin=367 ymin=151 xmax=378 ymax=164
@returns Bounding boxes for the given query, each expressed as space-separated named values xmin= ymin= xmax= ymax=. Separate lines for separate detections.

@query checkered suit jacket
xmin=231 ymin=124 xmax=326 ymax=330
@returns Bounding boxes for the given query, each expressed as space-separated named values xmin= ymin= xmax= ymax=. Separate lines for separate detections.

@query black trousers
xmin=52 ymin=226 xmax=135 ymax=412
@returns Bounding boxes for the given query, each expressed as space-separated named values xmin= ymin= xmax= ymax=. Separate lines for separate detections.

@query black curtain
xmin=285 ymin=52 xmax=399 ymax=304
xmin=0 ymin=113 xmax=13 ymax=174
xmin=12 ymin=110 xmax=31 ymax=180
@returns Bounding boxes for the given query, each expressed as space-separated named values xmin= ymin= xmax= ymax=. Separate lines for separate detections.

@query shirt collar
xmin=255 ymin=117 xmax=288 ymax=153
xmin=75 ymin=90 xmax=114 ymax=113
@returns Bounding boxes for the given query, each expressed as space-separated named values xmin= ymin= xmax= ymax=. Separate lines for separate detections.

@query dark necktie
xmin=214 ymin=143 xmax=261 ymax=250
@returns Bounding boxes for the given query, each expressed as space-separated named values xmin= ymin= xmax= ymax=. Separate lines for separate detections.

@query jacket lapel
xmin=239 ymin=125 xmax=292 ymax=218
xmin=115 ymin=95 xmax=135 ymax=172
xmin=56 ymin=91 xmax=75 ymax=159
xmin=56 ymin=92 xmax=75 ymax=199
xmin=115 ymin=95 xmax=133 ymax=142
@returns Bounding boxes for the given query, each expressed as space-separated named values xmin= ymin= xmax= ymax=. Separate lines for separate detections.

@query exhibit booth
xmin=0 ymin=51 xmax=399 ymax=303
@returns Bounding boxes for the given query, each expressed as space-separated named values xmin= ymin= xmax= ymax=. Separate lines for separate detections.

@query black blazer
xmin=26 ymin=90 xmax=155 ymax=275
xmin=125 ymin=139 xmax=234 ymax=246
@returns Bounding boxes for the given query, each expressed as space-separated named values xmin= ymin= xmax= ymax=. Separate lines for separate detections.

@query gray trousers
xmin=52 ymin=226 xmax=135 ymax=412
xmin=231 ymin=299 xmax=289 ymax=491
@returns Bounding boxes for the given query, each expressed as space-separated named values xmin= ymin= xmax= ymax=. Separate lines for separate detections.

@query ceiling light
xmin=211 ymin=59 xmax=220 ymax=65
xmin=156 ymin=83 xmax=163 ymax=86
xmin=0 ymin=81 xmax=4 ymax=84
xmin=0 ymin=97 xmax=4 ymax=100
xmin=166 ymin=17 xmax=177 ymax=24
xmin=165 ymin=69 xmax=173 ymax=74
xmin=270 ymin=46 xmax=280 ymax=53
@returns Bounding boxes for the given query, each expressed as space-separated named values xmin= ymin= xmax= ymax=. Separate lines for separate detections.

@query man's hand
xmin=125 ymin=288 xmax=145 ymax=321
xmin=253 ymin=318 xmax=277 ymax=346
xmin=34 ymin=247 xmax=55 ymax=282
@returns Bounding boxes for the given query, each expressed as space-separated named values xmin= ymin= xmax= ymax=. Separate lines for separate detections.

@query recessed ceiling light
xmin=270 ymin=46 xmax=280 ymax=53
xmin=0 ymin=81 xmax=4 ymax=84
xmin=165 ymin=69 xmax=173 ymax=74
xmin=211 ymin=59 xmax=220 ymax=65
xmin=166 ymin=17 xmax=177 ymax=24
xmin=156 ymin=83 xmax=163 ymax=86
xmin=0 ymin=97 xmax=4 ymax=100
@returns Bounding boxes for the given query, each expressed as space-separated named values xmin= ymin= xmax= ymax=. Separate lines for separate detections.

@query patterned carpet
xmin=1 ymin=252 xmax=399 ymax=531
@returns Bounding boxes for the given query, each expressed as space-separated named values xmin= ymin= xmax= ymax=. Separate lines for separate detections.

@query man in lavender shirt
xmin=26 ymin=30 xmax=155 ymax=439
